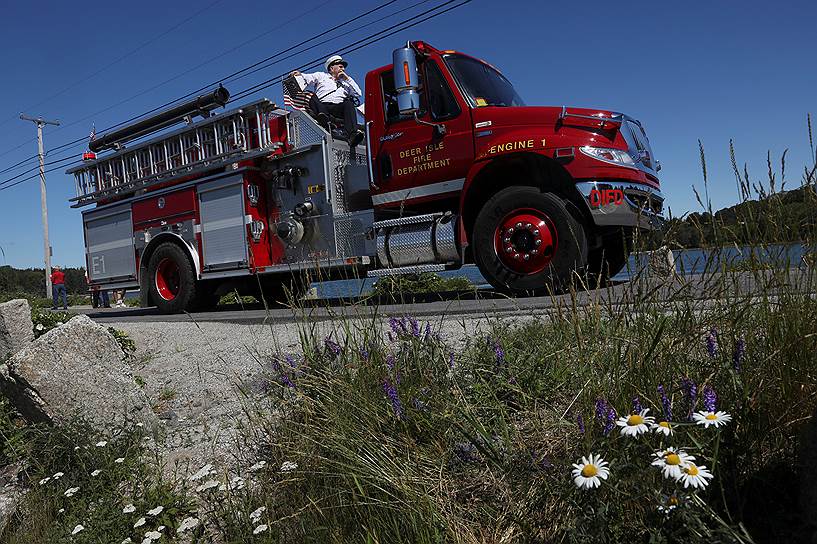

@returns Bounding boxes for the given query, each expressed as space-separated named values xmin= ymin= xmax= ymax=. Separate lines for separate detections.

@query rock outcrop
xmin=0 ymin=300 xmax=34 ymax=359
xmin=0 ymin=315 xmax=156 ymax=432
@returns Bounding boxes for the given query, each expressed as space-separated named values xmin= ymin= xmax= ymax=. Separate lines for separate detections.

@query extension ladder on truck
xmin=67 ymin=99 xmax=289 ymax=208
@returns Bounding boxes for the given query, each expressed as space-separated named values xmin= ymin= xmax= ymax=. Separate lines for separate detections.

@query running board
xmin=367 ymin=263 xmax=447 ymax=278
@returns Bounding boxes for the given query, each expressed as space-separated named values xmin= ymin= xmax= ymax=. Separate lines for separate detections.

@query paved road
xmin=74 ymin=268 xmax=814 ymax=325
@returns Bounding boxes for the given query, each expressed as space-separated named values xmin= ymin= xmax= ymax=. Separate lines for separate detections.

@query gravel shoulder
xmin=110 ymin=314 xmax=499 ymax=475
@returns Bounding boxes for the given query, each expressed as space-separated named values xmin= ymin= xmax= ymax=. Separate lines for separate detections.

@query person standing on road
xmin=291 ymin=55 xmax=364 ymax=147
xmin=51 ymin=266 xmax=68 ymax=310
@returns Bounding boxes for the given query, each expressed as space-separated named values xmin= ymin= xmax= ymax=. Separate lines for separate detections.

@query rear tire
xmin=472 ymin=187 xmax=588 ymax=295
xmin=147 ymin=242 xmax=198 ymax=314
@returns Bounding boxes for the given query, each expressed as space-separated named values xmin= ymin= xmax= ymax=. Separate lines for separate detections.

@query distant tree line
xmin=647 ymin=185 xmax=817 ymax=249
xmin=0 ymin=266 xmax=87 ymax=296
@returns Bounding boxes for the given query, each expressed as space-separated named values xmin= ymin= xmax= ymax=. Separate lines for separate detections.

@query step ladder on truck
xmin=69 ymin=41 xmax=666 ymax=314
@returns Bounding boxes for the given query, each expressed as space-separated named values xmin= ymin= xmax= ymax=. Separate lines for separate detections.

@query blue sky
xmin=0 ymin=0 xmax=815 ymax=269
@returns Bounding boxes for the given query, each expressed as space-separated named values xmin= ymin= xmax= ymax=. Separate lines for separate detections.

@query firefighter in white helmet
xmin=291 ymin=55 xmax=364 ymax=147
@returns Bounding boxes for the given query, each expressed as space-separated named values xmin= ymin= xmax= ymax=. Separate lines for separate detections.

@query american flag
xmin=282 ymin=75 xmax=311 ymax=111
xmin=88 ymin=123 xmax=96 ymax=142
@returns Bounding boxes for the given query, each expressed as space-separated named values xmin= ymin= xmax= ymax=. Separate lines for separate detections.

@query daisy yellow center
xmin=665 ymin=453 xmax=681 ymax=465
xmin=581 ymin=464 xmax=598 ymax=478
xmin=659 ymin=421 xmax=670 ymax=428
xmin=667 ymin=496 xmax=679 ymax=506
xmin=627 ymin=414 xmax=644 ymax=426
xmin=685 ymin=464 xmax=699 ymax=476
xmin=705 ymin=414 xmax=718 ymax=420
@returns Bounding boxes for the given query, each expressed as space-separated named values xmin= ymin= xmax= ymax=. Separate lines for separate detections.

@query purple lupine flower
xmin=493 ymin=341 xmax=505 ymax=367
xmin=271 ymin=357 xmax=296 ymax=388
xmin=383 ymin=380 xmax=403 ymax=419
xmin=409 ymin=316 xmax=421 ymax=338
xmin=657 ymin=384 xmax=672 ymax=420
xmin=703 ymin=385 xmax=717 ymax=412
xmin=324 ymin=337 xmax=341 ymax=356
xmin=733 ymin=338 xmax=746 ymax=372
xmin=448 ymin=352 xmax=455 ymax=369
xmin=595 ymin=398 xmax=609 ymax=424
xmin=385 ymin=353 xmax=395 ymax=371
xmin=359 ymin=346 xmax=370 ymax=361
xmin=577 ymin=413 xmax=585 ymax=434
xmin=388 ymin=317 xmax=402 ymax=335
xmin=424 ymin=322 xmax=431 ymax=342
xmin=603 ymin=406 xmax=617 ymax=436
xmin=632 ymin=396 xmax=643 ymax=413
xmin=285 ymin=354 xmax=298 ymax=368
xmin=454 ymin=442 xmax=478 ymax=462
xmin=706 ymin=327 xmax=718 ymax=358
xmin=680 ymin=377 xmax=698 ymax=420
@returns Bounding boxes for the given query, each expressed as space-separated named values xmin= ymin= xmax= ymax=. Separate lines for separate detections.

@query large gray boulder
xmin=0 ymin=315 xmax=156 ymax=431
xmin=0 ymin=300 xmax=34 ymax=359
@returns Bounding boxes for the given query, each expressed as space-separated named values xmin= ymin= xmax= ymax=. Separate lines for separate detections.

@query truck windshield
xmin=444 ymin=54 xmax=525 ymax=108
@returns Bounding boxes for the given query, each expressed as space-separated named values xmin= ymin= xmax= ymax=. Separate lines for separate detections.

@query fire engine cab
xmin=68 ymin=41 xmax=665 ymax=313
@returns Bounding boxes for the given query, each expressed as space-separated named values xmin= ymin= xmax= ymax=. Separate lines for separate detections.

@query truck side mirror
xmin=392 ymin=45 xmax=421 ymax=116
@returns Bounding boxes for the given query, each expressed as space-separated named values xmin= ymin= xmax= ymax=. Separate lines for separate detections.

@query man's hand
xmin=337 ymin=68 xmax=348 ymax=80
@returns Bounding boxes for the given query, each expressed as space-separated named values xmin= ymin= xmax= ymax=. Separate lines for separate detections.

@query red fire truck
xmin=68 ymin=41 xmax=664 ymax=313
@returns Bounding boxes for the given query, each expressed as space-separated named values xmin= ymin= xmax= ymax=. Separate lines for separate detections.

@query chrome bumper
xmin=575 ymin=181 xmax=665 ymax=230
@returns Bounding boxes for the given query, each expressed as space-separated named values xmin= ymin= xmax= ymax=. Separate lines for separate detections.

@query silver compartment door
xmin=84 ymin=204 xmax=136 ymax=282
xmin=198 ymin=174 xmax=247 ymax=270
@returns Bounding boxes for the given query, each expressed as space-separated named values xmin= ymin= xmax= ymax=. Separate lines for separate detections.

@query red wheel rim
xmin=493 ymin=208 xmax=558 ymax=275
xmin=155 ymin=258 xmax=181 ymax=301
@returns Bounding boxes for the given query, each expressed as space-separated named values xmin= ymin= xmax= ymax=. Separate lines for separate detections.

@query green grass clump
xmin=370 ymin=272 xmax=474 ymax=299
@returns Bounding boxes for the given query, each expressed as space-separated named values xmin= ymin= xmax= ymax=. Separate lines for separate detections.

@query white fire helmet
xmin=324 ymin=55 xmax=348 ymax=71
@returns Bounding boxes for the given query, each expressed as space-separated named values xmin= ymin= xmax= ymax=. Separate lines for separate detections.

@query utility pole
xmin=20 ymin=114 xmax=60 ymax=298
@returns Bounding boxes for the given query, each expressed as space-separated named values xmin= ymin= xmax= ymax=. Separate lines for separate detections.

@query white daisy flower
xmin=693 ymin=410 xmax=733 ymax=429
xmin=616 ymin=408 xmax=655 ymax=437
xmin=280 ymin=461 xmax=298 ymax=473
xmin=123 ymin=504 xmax=136 ymax=513
xmin=657 ymin=494 xmax=682 ymax=514
xmin=58 ymin=508 xmax=65 ymax=514
xmin=144 ymin=530 xmax=162 ymax=541
xmin=196 ymin=479 xmax=219 ymax=492
xmin=91 ymin=469 xmax=101 ymax=477
xmin=71 ymin=524 xmax=84 ymax=535
xmin=52 ymin=471 xmax=64 ymax=479
xmin=146 ymin=505 xmax=164 ymax=516
xmin=36 ymin=324 xmax=44 ymax=331
xmin=64 ymin=486 xmax=80 ymax=497
xmin=38 ymin=477 xmax=50 ymax=485
xmin=177 ymin=516 xmax=199 ymax=533
xmin=141 ymin=539 xmax=151 ymax=544
xmin=253 ymin=524 xmax=269 ymax=535
xmin=157 ymin=526 xmax=165 ymax=532
xmin=114 ymin=457 xmax=125 ymax=464
xmin=133 ymin=517 xmax=146 ymax=528
xmin=95 ymin=440 xmax=108 ymax=447
xmin=249 ymin=460 xmax=267 ymax=472
xmin=136 ymin=422 xmax=144 ymax=427
xmin=652 ymin=420 xmax=674 ymax=436
xmin=651 ymin=447 xmax=696 ymax=480
xmin=121 ymin=539 xmax=133 ymax=544
xmin=189 ymin=464 xmax=214 ymax=481
xmin=570 ymin=453 xmax=610 ymax=490
xmin=677 ymin=462 xmax=714 ymax=489
xmin=250 ymin=506 xmax=266 ymax=523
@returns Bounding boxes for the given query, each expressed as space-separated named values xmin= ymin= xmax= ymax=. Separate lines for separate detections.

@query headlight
xmin=579 ymin=146 xmax=636 ymax=167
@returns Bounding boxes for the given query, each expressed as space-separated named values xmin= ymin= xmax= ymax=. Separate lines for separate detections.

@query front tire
xmin=472 ymin=187 xmax=588 ymax=295
xmin=147 ymin=242 xmax=198 ymax=314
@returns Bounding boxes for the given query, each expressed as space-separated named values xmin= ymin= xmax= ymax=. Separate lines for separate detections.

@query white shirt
xmin=301 ymin=71 xmax=362 ymax=104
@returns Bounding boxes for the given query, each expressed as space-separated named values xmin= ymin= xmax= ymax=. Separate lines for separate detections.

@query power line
xmin=45 ymin=0 xmax=405 ymax=157
xmin=0 ymin=0 xmax=226 ymax=133
xmin=0 ymin=0 xmax=472 ymax=192
xmin=0 ymin=159 xmax=80 ymax=193
xmin=230 ymin=0 xmax=471 ymax=102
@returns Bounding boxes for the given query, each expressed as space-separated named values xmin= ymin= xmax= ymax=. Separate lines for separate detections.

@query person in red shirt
xmin=51 ymin=266 xmax=67 ymax=310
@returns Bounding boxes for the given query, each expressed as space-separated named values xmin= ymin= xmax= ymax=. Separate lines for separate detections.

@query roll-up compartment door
xmin=198 ymin=174 xmax=248 ymax=270
xmin=84 ymin=204 xmax=136 ymax=282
